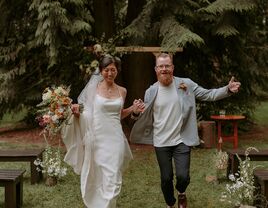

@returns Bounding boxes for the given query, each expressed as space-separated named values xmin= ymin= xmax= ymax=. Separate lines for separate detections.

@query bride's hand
xmin=71 ymin=104 xmax=80 ymax=117
xmin=133 ymin=99 xmax=145 ymax=114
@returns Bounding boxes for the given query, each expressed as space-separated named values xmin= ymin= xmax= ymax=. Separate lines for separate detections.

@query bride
xmin=61 ymin=54 xmax=144 ymax=208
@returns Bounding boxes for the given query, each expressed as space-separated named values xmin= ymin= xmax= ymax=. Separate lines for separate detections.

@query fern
xmin=214 ymin=24 xmax=240 ymax=37
xmin=201 ymin=0 xmax=256 ymax=14
xmin=30 ymin=0 xmax=92 ymax=67
xmin=122 ymin=1 xmax=154 ymax=39
xmin=0 ymin=43 xmax=25 ymax=64
xmin=159 ymin=16 xmax=204 ymax=49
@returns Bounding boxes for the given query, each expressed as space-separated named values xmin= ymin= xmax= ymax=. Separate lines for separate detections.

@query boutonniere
xmin=179 ymin=83 xmax=187 ymax=91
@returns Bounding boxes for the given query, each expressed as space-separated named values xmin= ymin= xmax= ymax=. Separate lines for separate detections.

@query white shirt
xmin=153 ymin=81 xmax=183 ymax=147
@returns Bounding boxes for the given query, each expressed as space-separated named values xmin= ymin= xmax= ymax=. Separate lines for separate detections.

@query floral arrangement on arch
xmin=36 ymin=85 xmax=73 ymax=137
xmin=220 ymin=147 xmax=259 ymax=207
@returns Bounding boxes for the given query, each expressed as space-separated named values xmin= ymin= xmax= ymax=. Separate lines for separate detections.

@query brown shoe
xmin=178 ymin=193 xmax=187 ymax=208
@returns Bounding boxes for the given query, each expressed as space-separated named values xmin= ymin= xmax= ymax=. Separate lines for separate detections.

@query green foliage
xmin=130 ymin=0 xmax=267 ymax=120
xmin=201 ymin=0 xmax=255 ymax=14
xmin=0 ymin=0 xmax=94 ymax=119
xmin=0 ymin=0 xmax=268 ymax=123
xmin=29 ymin=0 xmax=92 ymax=67
xmin=122 ymin=0 xmax=154 ymax=39
xmin=159 ymin=16 xmax=204 ymax=49
xmin=253 ymin=102 xmax=268 ymax=125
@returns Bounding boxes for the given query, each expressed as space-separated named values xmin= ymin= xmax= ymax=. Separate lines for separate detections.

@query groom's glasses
xmin=156 ymin=64 xmax=173 ymax=69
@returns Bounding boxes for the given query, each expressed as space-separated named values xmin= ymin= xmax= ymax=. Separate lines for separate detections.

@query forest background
xmin=1 ymin=0 xmax=268 ymax=128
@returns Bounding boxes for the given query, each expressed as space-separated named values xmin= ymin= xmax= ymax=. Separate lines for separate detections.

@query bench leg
xmin=226 ymin=155 xmax=232 ymax=178
xmin=38 ymin=154 xmax=44 ymax=181
xmin=31 ymin=155 xmax=44 ymax=184
xmin=5 ymin=182 xmax=16 ymax=208
xmin=253 ymin=175 xmax=261 ymax=206
xmin=226 ymin=154 xmax=240 ymax=177
xmin=30 ymin=160 xmax=37 ymax=184
xmin=16 ymin=179 xmax=23 ymax=207
xmin=232 ymin=157 xmax=239 ymax=175
xmin=253 ymin=177 xmax=268 ymax=207
xmin=262 ymin=180 xmax=268 ymax=200
xmin=31 ymin=160 xmax=43 ymax=184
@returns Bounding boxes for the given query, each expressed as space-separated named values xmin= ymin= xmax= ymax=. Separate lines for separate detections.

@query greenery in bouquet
xmin=220 ymin=147 xmax=259 ymax=207
xmin=36 ymin=85 xmax=73 ymax=136
xmin=34 ymin=146 xmax=67 ymax=178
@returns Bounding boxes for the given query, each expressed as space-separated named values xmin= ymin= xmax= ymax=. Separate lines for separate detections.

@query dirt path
xmin=0 ymin=123 xmax=267 ymax=149
xmin=0 ymin=124 xmax=154 ymax=150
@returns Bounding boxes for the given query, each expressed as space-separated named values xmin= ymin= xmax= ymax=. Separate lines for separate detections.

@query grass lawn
xmin=0 ymin=102 xmax=268 ymax=207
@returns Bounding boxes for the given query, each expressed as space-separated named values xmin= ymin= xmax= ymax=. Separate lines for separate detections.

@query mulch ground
xmin=0 ymin=123 xmax=154 ymax=150
xmin=0 ymin=123 xmax=267 ymax=150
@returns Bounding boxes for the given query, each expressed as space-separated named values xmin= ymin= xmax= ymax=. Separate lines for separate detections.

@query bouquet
xmin=36 ymin=85 xmax=73 ymax=137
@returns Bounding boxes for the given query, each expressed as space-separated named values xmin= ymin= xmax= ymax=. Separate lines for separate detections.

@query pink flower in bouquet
xmin=43 ymin=115 xmax=51 ymax=124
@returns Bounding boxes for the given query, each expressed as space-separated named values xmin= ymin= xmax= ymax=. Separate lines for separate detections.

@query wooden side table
xmin=210 ymin=115 xmax=245 ymax=150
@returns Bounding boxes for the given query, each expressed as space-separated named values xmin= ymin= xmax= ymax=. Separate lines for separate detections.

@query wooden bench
xmin=226 ymin=149 xmax=268 ymax=177
xmin=253 ymin=169 xmax=268 ymax=206
xmin=0 ymin=169 xmax=26 ymax=208
xmin=0 ymin=149 xmax=44 ymax=184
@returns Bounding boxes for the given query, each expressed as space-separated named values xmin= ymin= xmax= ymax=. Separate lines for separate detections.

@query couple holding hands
xmin=62 ymin=53 xmax=241 ymax=208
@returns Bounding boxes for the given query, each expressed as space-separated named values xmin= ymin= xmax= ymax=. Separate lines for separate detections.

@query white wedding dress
xmin=61 ymin=76 xmax=133 ymax=208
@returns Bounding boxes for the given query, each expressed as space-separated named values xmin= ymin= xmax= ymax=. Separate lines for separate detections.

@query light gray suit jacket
xmin=130 ymin=77 xmax=231 ymax=146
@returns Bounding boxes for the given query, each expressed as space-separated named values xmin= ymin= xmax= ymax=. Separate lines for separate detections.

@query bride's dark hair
xmin=99 ymin=54 xmax=121 ymax=72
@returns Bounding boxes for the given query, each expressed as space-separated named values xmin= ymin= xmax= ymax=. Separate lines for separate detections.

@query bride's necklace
xmin=103 ymin=83 xmax=114 ymax=93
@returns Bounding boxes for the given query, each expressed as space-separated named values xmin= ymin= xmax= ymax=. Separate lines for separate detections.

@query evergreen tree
xmin=119 ymin=0 xmax=268 ymax=120
xmin=0 ymin=0 xmax=93 ymax=118
xmin=0 ymin=0 xmax=267 ymax=124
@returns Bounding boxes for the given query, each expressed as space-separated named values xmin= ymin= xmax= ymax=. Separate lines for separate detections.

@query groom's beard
xmin=157 ymin=74 xmax=173 ymax=86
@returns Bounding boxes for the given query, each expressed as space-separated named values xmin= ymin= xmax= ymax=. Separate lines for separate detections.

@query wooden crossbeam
xmin=84 ymin=46 xmax=183 ymax=56
xmin=115 ymin=46 xmax=183 ymax=53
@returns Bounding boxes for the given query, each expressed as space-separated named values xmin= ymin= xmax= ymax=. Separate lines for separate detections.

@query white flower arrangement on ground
xmin=34 ymin=146 xmax=67 ymax=178
xmin=220 ymin=147 xmax=259 ymax=207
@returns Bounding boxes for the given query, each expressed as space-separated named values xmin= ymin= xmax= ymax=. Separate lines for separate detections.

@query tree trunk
xmin=93 ymin=0 xmax=115 ymax=40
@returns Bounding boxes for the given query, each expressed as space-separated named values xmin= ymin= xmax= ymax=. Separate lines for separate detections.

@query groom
xmin=130 ymin=53 xmax=241 ymax=208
